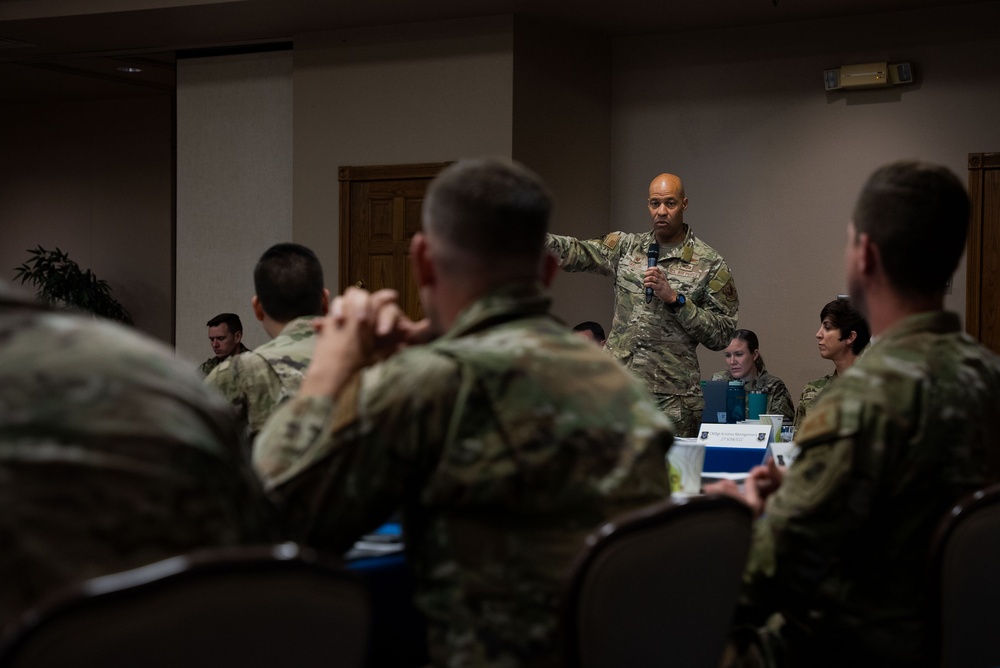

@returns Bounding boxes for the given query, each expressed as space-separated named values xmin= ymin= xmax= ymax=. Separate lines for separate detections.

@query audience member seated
xmin=712 ymin=329 xmax=793 ymax=423
xmin=0 ymin=280 xmax=276 ymax=631
xmin=572 ymin=320 xmax=607 ymax=346
xmin=253 ymin=158 xmax=674 ymax=667
xmin=204 ymin=243 xmax=329 ymax=443
xmin=792 ymin=297 xmax=871 ymax=430
xmin=199 ymin=312 xmax=251 ymax=376
xmin=708 ymin=160 xmax=1000 ymax=668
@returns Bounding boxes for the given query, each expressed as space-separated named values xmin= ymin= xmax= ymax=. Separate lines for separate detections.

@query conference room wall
xmin=0 ymin=96 xmax=174 ymax=342
xmin=511 ymin=18 xmax=615 ymax=332
xmin=175 ymin=49 xmax=293 ymax=365
xmin=291 ymin=16 xmax=616 ymax=332
xmin=290 ymin=17 xmax=515 ymax=297
xmin=610 ymin=1 xmax=1000 ymax=404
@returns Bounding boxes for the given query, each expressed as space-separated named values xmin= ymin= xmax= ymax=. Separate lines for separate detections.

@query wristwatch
xmin=669 ymin=293 xmax=686 ymax=311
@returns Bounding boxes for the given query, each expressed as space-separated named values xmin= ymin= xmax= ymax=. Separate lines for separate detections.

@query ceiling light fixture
xmin=117 ymin=66 xmax=142 ymax=73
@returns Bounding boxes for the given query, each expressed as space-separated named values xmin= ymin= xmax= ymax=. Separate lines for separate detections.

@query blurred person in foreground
xmin=254 ymin=157 xmax=673 ymax=667
xmin=0 ymin=281 xmax=275 ymax=631
xmin=545 ymin=173 xmax=738 ymax=437
xmin=205 ymin=243 xmax=329 ymax=444
xmin=792 ymin=298 xmax=871 ymax=430
xmin=710 ymin=160 xmax=1000 ymax=668
xmin=199 ymin=312 xmax=251 ymax=377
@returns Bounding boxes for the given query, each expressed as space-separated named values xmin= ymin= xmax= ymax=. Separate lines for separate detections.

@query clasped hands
xmin=300 ymin=287 xmax=431 ymax=398
xmin=702 ymin=457 xmax=786 ymax=519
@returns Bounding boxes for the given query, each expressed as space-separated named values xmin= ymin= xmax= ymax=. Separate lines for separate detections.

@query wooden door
xmin=339 ymin=162 xmax=451 ymax=322
xmin=966 ymin=153 xmax=1000 ymax=355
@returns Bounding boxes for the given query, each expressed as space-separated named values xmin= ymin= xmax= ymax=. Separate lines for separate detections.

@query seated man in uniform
xmin=712 ymin=160 xmax=1000 ymax=667
xmin=199 ymin=312 xmax=251 ymax=377
xmin=205 ymin=243 xmax=329 ymax=443
xmin=254 ymin=157 xmax=674 ymax=666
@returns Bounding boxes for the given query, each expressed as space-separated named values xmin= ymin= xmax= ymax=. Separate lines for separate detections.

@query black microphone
xmin=645 ymin=242 xmax=660 ymax=304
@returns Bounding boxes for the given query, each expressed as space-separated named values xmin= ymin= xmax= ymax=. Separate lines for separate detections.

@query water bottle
xmin=726 ymin=380 xmax=745 ymax=423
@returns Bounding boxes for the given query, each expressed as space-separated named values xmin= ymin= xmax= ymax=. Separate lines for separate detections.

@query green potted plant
xmin=14 ymin=246 xmax=132 ymax=324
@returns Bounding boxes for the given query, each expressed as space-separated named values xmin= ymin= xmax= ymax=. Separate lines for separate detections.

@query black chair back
xmin=0 ymin=543 xmax=370 ymax=668
xmin=563 ymin=494 xmax=753 ymax=668
xmin=929 ymin=484 xmax=1000 ymax=668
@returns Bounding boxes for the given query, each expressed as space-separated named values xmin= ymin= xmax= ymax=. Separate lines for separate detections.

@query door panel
xmin=339 ymin=163 xmax=451 ymax=323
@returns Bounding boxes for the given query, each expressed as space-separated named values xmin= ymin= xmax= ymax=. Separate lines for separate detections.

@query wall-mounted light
xmin=823 ymin=62 xmax=913 ymax=91
xmin=117 ymin=66 xmax=143 ymax=73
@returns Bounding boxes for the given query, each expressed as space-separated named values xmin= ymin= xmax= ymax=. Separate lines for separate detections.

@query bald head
xmin=647 ymin=172 xmax=689 ymax=244
xmin=649 ymin=173 xmax=685 ymax=199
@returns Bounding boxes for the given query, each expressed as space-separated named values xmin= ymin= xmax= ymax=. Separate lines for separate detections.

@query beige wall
xmin=175 ymin=49 xmax=294 ymax=365
xmin=292 ymin=16 xmax=516 ymax=289
xmin=0 ymin=96 xmax=173 ymax=341
xmin=8 ymin=3 xmax=1000 ymax=411
xmin=512 ymin=18 xmax=614 ymax=329
xmin=609 ymin=1 xmax=1000 ymax=400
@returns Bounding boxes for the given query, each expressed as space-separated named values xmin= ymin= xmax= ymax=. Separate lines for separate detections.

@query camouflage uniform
xmin=204 ymin=317 xmax=318 ymax=443
xmin=255 ymin=283 xmax=674 ymax=667
xmin=199 ymin=341 xmax=251 ymax=377
xmin=740 ymin=311 xmax=1000 ymax=667
xmin=710 ymin=370 xmax=794 ymax=424
xmin=791 ymin=372 xmax=835 ymax=431
xmin=546 ymin=227 xmax=738 ymax=437
xmin=0 ymin=281 xmax=275 ymax=630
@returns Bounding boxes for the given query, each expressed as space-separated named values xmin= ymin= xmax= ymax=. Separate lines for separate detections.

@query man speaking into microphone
xmin=545 ymin=173 xmax=739 ymax=436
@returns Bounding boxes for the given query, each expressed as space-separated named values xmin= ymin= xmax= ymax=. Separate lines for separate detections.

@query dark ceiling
xmin=0 ymin=0 xmax=987 ymax=103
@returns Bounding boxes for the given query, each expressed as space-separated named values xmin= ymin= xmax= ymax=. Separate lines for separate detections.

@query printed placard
xmin=696 ymin=423 xmax=772 ymax=448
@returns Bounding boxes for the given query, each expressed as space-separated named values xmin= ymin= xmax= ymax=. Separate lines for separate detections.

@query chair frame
xmin=927 ymin=483 xmax=1000 ymax=668
xmin=0 ymin=542 xmax=369 ymax=667
xmin=561 ymin=494 xmax=753 ymax=668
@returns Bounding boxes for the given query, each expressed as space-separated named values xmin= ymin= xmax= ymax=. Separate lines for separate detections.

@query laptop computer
xmin=701 ymin=379 xmax=729 ymax=423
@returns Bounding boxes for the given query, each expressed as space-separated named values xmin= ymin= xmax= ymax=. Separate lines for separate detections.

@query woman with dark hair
xmin=792 ymin=297 xmax=872 ymax=430
xmin=712 ymin=329 xmax=794 ymax=422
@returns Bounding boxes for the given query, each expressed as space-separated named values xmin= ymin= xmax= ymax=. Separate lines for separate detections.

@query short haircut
xmin=253 ymin=243 xmax=325 ymax=323
xmin=206 ymin=312 xmax=243 ymax=334
xmin=573 ymin=321 xmax=606 ymax=341
xmin=731 ymin=328 xmax=765 ymax=374
xmin=820 ymin=298 xmax=871 ymax=355
xmin=422 ymin=157 xmax=552 ymax=272
xmin=852 ymin=160 xmax=970 ymax=295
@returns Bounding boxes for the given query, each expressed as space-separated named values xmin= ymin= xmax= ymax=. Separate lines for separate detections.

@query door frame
xmin=966 ymin=152 xmax=1000 ymax=342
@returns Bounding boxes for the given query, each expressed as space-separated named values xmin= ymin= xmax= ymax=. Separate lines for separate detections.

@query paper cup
xmin=760 ymin=414 xmax=784 ymax=442
xmin=667 ymin=441 xmax=706 ymax=494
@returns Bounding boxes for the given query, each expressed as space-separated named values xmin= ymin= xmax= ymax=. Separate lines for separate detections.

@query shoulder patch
xmin=602 ymin=232 xmax=622 ymax=250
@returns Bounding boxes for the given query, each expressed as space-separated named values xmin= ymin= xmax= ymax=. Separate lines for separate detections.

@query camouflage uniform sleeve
xmin=205 ymin=352 xmax=283 ymax=440
xmin=792 ymin=376 xmax=830 ymax=431
xmin=198 ymin=358 xmax=215 ymax=377
xmin=545 ymin=232 xmax=625 ymax=277
xmin=765 ymin=377 xmax=795 ymax=424
xmin=743 ymin=392 xmax=874 ymax=616
xmin=671 ymin=257 xmax=738 ymax=352
xmin=255 ymin=351 xmax=455 ymax=551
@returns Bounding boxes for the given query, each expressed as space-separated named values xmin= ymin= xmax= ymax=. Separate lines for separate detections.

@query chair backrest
xmin=929 ymin=483 xmax=1000 ymax=668
xmin=0 ymin=543 xmax=370 ymax=668
xmin=563 ymin=494 xmax=753 ymax=668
